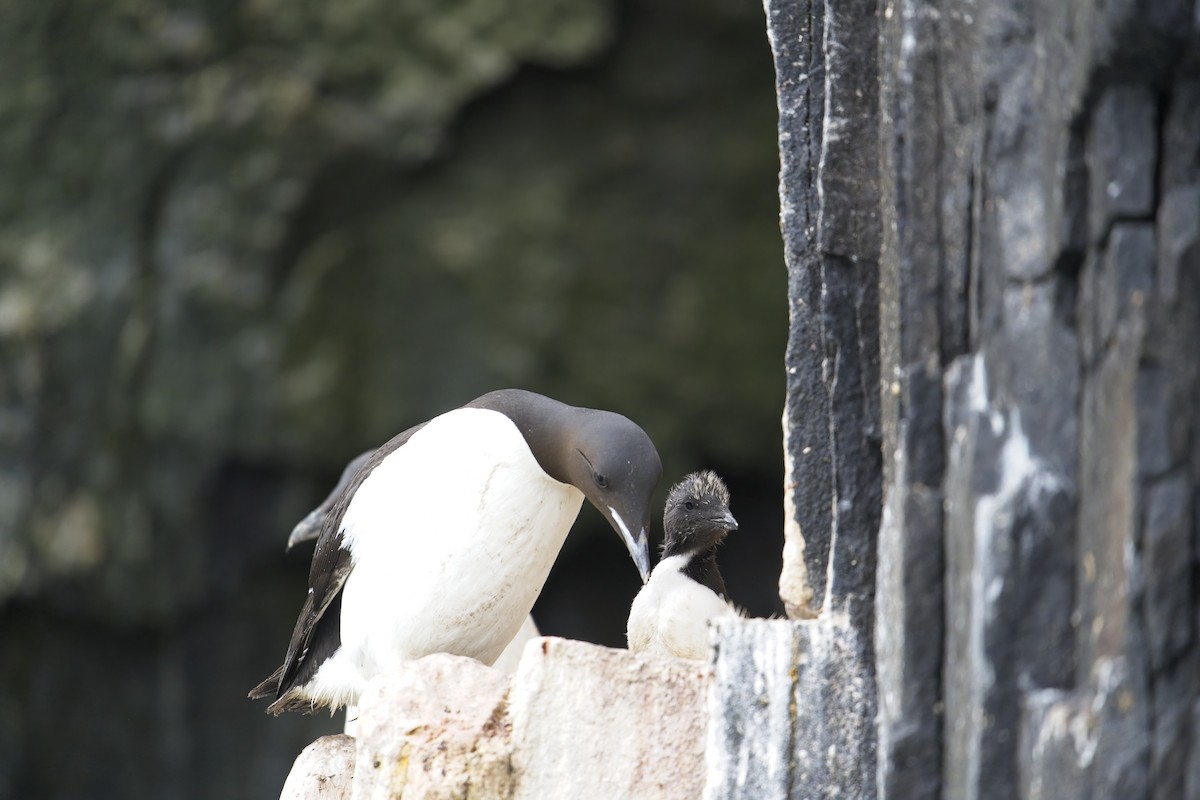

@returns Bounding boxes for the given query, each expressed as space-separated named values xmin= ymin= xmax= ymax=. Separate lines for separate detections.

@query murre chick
xmin=626 ymin=470 xmax=739 ymax=660
xmin=250 ymin=389 xmax=662 ymax=714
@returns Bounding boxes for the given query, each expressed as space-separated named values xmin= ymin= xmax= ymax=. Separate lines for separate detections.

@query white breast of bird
xmin=627 ymin=554 xmax=740 ymax=660
xmin=338 ymin=407 xmax=585 ymax=674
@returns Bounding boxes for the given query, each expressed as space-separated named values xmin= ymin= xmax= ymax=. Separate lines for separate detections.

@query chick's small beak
xmin=719 ymin=510 xmax=739 ymax=531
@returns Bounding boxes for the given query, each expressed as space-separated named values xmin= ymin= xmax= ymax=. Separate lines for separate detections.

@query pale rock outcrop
xmin=510 ymin=637 xmax=708 ymax=800
xmin=280 ymin=735 xmax=356 ymax=800
xmin=350 ymin=654 xmax=513 ymax=800
xmin=279 ymin=637 xmax=711 ymax=799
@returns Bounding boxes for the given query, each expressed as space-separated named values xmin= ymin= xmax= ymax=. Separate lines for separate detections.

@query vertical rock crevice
xmin=714 ymin=0 xmax=882 ymax=797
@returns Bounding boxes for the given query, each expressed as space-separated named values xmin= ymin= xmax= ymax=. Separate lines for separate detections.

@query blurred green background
xmin=0 ymin=0 xmax=784 ymax=796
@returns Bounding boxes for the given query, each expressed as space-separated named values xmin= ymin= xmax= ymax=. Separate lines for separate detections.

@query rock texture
xmin=280 ymin=735 xmax=356 ymax=800
xmin=874 ymin=0 xmax=1199 ymax=797
xmin=705 ymin=619 xmax=803 ymax=799
xmin=510 ymin=637 xmax=708 ymax=800
xmin=709 ymin=0 xmax=1200 ymax=797
xmin=352 ymin=656 xmax=513 ymax=800
xmin=278 ymin=640 xmax=709 ymax=800
xmin=743 ymin=0 xmax=883 ymax=797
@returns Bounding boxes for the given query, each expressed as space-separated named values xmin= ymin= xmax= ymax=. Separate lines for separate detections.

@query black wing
xmin=286 ymin=449 xmax=375 ymax=551
xmin=250 ymin=421 xmax=427 ymax=709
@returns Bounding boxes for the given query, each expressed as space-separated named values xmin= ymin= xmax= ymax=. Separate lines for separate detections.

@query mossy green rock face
xmin=1 ymin=0 xmax=780 ymax=621
xmin=276 ymin=23 xmax=784 ymax=474
xmin=1 ymin=0 xmax=614 ymax=615
xmin=0 ymin=0 xmax=780 ymax=795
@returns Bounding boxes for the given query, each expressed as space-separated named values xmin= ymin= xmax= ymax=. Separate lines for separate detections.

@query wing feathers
xmin=251 ymin=421 xmax=428 ymax=710
xmin=247 ymin=665 xmax=285 ymax=701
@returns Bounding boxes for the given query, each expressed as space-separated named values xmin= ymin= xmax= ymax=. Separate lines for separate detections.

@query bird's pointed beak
xmin=720 ymin=510 xmax=739 ymax=531
xmin=608 ymin=507 xmax=651 ymax=583
xmin=286 ymin=509 xmax=324 ymax=551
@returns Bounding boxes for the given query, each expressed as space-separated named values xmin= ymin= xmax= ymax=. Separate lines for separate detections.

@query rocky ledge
xmin=280 ymin=637 xmax=708 ymax=800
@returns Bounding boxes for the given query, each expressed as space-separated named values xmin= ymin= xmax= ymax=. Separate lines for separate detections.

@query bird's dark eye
xmin=594 ymin=473 xmax=608 ymax=489
xmin=684 ymin=500 xmax=695 ymax=511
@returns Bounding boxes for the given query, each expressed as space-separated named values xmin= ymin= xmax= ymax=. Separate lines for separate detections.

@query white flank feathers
xmin=305 ymin=407 xmax=584 ymax=708
xmin=627 ymin=554 xmax=739 ymax=660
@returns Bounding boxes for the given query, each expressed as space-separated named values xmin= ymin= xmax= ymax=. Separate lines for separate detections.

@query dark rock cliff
xmin=718 ymin=0 xmax=1199 ymax=797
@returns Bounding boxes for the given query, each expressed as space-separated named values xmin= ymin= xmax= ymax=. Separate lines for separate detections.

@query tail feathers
xmin=248 ymin=665 xmax=285 ymax=702
xmin=267 ymin=693 xmax=330 ymax=716
xmin=249 ymin=666 xmax=335 ymax=716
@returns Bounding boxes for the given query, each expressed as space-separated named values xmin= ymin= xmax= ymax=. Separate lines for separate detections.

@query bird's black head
xmin=662 ymin=470 xmax=738 ymax=559
xmin=562 ymin=409 xmax=662 ymax=583
xmin=468 ymin=389 xmax=663 ymax=583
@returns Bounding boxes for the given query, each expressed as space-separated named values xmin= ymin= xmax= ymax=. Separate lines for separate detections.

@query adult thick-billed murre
xmin=626 ymin=470 xmax=739 ymax=660
xmin=250 ymin=389 xmax=662 ymax=714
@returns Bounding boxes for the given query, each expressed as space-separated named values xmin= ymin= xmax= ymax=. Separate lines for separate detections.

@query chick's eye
xmin=684 ymin=500 xmax=695 ymax=511
xmin=594 ymin=473 xmax=608 ymax=489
